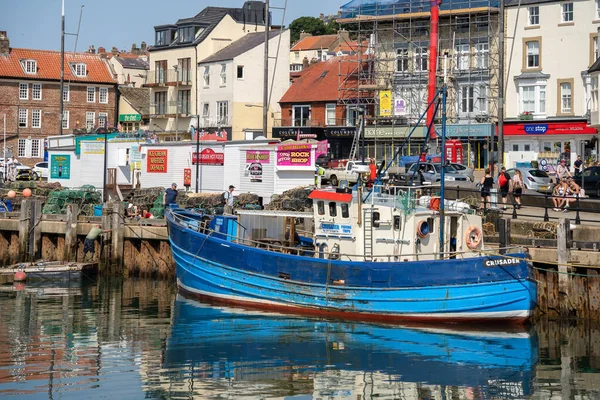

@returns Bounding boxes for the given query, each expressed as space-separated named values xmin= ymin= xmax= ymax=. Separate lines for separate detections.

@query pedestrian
xmin=223 ymin=185 xmax=235 ymax=215
xmin=556 ymin=159 xmax=571 ymax=180
xmin=511 ymin=169 xmax=524 ymax=209
xmin=497 ymin=167 xmax=511 ymax=210
xmin=163 ymin=183 xmax=178 ymax=208
xmin=479 ymin=168 xmax=494 ymax=209
xmin=574 ymin=155 xmax=584 ymax=176
xmin=84 ymin=224 xmax=110 ymax=262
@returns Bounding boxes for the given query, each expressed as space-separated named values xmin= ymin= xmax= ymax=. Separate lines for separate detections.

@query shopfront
xmin=504 ymin=121 xmax=598 ymax=170
xmin=444 ymin=123 xmax=494 ymax=170
xmin=272 ymin=126 xmax=355 ymax=160
xmin=364 ymin=125 xmax=427 ymax=163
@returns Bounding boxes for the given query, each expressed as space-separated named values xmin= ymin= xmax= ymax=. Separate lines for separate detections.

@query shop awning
xmin=504 ymin=121 xmax=597 ymax=136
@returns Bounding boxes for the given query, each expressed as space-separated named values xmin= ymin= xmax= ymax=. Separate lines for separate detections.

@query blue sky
xmin=1 ymin=0 xmax=344 ymax=52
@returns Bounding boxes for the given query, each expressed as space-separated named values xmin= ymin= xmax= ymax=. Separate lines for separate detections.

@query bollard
xmin=543 ymin=193 xmax=550 ymax=222
xmin=575 ymin=195 xmax=581 ymax=225
xmin=512 ymin=201 xmax=518 ymax=219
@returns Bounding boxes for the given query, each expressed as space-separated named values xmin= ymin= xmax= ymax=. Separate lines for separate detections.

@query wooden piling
xmin=557 ymin=218 xmax=572 ymax=318
xmin=100 ymin=203 xmax=113 ymax=272
xmin=30 ymin=200 xmax=42 ymax=261
xmin=64 ymin=204 xmax=79 ymax=262
xmin=498 ymin=218 xmax=511 ymax=254
xmin=18 ymin=199 xmax=31 ymax=262
xmin=111 ymin=201 xmax=124 ymax=272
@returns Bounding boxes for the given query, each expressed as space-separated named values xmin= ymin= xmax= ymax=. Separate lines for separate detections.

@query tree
xmin=289 ymin=16 xmax=337 ymax=44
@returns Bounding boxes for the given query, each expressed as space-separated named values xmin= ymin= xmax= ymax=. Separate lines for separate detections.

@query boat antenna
xmin=439 ymin=52 xmax=449 ymax=259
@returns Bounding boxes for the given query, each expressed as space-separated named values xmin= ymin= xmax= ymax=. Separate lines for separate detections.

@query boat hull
xmin=168 ymin=211 xmax=537 ymax=324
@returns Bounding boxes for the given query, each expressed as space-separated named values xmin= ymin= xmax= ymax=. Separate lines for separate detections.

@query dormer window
xmin=156 ymin=30 xmax=168 ymax=46
xmin=72 ymin=63 xmax=87 ymax=77
xmin=21 ymin=59 xmax=37 ymax=74
xmin=178 ymin=26 xmax=195 ymax=43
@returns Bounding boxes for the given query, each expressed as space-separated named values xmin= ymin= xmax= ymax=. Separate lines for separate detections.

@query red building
xmin=0 ymin=31 xmax=117 ymax=165
xmin=275 ymin=57 xmax=361 ymax=160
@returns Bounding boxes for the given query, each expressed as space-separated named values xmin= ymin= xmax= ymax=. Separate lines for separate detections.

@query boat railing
xmin=169 ymin=210 xmax=520 ymax=262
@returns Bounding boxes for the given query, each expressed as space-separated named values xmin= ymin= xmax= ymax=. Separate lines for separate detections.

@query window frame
xmin=32 ymin=109 xmax=41 ymax=129
xmin=396 ymin=48 xmax=409 ymax=72
xmin=99 ymin=87 xmax=108 ymax=104
xmin=203 ymin=66 xmax=210 ymax=87
xmin=19 ymin=83 xmax=29 ymax=100
xmin=460 ymin=85 xmax=475 ymax=113
xmin=528 ymin=6 xmax=540 ymax=26
xmin=292 ymin=105 xmax=310 ymax=127
xmin=216 ymin=101 xmax=229 ymax=125
xmin=18 ymin=109 xmax=27 ymax=128
xmin=73 ymin=63 xmax=87 ymax=77
xmin=18 ymin=139 xmax=27 ymax=158
xmin=62 ymin=110 xmax=70 ymax=129
xmin=22 ymin=59 xmax=37 ymax=74
xmin=87 ymin=86 xmax=96 ymax=103
xmin=523 ymin=38 xmax=541 ymax=71
xmin=237 ymin=65 xmax=244 ymax=80
xmin=202 ymin=102 xmax=210 ymax=118
xmin=31 ymin=139 xmax=42 ymax=158
xmin=455 ymin=43 xmax=470 ymax=71
xmin=178 ymin=89 xmax=191 ymax=114
xmin=86 ymin=111 xmax=95 ymax=130
xmin=518 ymin=81 xmax=547 ymax=116
xmin=561 ymin=2 xmax=574 ymax=23
xmin=325 ymin=103 xmax=336 ymax=126
xmin=414 ymin=47 xmax=428 ymax=72
xmin=328 ymin=202 xmax=337 ymax=217
xmin=475 ymin=42 xmax=489 ymax=69
xmin=63 ymin=85 xmax=70 ymax=102
xmin=557 ymin=79 xmax=574 ymax=115
xmin=220 ymin=64 xmax=227 ymax=86
xmin=32 ymin=83 xmax=42 ymax=100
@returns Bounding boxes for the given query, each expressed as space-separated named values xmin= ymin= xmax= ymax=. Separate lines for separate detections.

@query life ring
xmin=465 ymin=226 xmax=482 ymax=249
xmin=416 ymin=220 xmax=429 ymax=238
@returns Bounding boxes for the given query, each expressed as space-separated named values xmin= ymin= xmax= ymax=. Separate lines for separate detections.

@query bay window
xmin=518 ymin=82 xmax=547 ymax=116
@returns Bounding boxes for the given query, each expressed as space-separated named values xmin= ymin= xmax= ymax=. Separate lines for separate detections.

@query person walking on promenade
xmin=223 ymin=185 xmax=235 ymax=215
xmin=479 ymin=168 xmax=494 ymax=209
xmin=498 ymin=167 xmax=511 ymax=210
xmin=512 ymin=169 xmax=524 ymax=209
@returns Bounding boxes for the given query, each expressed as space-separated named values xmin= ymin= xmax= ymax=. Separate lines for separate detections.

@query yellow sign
xmin=379 ymin=90 xmax=392 ymax=117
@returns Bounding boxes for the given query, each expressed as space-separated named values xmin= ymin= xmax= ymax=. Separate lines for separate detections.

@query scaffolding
xmin=336 ymin=0 xmax=500 ymax=165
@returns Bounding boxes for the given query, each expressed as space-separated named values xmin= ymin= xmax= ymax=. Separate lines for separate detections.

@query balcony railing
xmin=197 ymin=116 xmax=231 ymax=127
xmin=151 ymin=101 xmax=192 ymax=116
xmin=274 ymin=118 xmax=357 ymax=128
xmin=145 ymin=69 xmax=193 ymax=86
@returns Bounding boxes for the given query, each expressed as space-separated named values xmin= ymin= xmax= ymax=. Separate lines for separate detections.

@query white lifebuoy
xmin=465 ymin=226 xmax=482 ymax=249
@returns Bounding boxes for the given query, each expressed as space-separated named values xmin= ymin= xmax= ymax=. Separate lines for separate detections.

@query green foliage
xmin=289 ymin=16 xmax=337 ymax=43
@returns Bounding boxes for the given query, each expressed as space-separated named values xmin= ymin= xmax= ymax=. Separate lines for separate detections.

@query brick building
xmin=0 ymin=31 xmax=117 ymax=166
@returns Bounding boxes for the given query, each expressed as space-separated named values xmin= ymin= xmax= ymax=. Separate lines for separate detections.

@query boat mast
xmin=439 ymin=53 xmax=448 ymax=258
xmin=59 ymin=0 xmax=65 ymax=136
xmin=263 ymin=0 xmax=270 ymax=138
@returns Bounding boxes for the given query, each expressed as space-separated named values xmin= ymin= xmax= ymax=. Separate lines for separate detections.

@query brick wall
xmin=280 ymin=101 xmax=346 ymax=126
xmin=0 ymin=79 xmax=117 ymax=166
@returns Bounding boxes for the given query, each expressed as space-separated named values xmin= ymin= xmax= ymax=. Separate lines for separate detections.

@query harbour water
xmin=0 ymin=277 xmax=599 ymax=399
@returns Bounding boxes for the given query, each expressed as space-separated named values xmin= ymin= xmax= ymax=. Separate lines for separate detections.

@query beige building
xmin=108 ymin=56 xmax=149 ymax=88
xmin=197 ymin=30 xmax=290 ymax=140
xmin=504 ymin=0 xmax=599 ymax=168
xmin=289 ymin=31 xmax=357 ymax=73
xmin=147 ymin=2 xmax=268 ymax=141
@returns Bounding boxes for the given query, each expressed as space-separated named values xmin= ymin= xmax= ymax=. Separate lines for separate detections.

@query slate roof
xmin=0 ymin=48 xmax=116 ymax=83
xmin=198 ymin=31 xmax=283 ymax=64
xmin=589 ymin=57 xmax=600 ymax=74
xmin=114 ymin=56 xmax=149 ymax=70
xmin=118 ymin=86 xmax=150 ymax=115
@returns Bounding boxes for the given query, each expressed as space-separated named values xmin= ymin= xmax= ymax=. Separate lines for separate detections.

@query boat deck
xmin=0 ymin=261 xmax=98 ymax=282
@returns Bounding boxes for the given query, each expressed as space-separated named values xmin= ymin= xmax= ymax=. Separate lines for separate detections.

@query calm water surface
xmin=0 ymin=277 xmax=599 ymax=399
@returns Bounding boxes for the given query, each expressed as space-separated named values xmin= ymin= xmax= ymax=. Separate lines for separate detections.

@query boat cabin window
xmin=329 ymin=202 xmax=337 ymax=217
xmin=341 ymin=203 xmax=350 ymax=218
xmin=394 ymin=216 xmax=401 ymax=230
xmin=427 ymin=217 xmax=435 ymax=233
xmin=317 ymin=201 xmax=325 ymax=215
xmin=373 ymin=211 xmax=380 ymax=228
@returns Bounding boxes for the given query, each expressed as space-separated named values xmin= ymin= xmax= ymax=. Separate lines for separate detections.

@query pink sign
xmin=315 ymin=140 xmax=328 ymax=159
xmin=246 ymin=150 xmax=270 ymax=164
xmin=277 ymin=143 xmax=312 ymax=166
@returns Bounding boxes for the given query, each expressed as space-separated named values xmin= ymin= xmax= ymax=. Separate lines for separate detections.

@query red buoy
xmin=14 ymin=271 xmax=26 ymax=282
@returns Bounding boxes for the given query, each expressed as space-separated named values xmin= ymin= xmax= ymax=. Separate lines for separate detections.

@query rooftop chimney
xmin=0 ymin=31 xmax=9 ymax=56
xmin=140 ymin=41 xmax=147 ymax=52
xmin=299 ymin=32 xmax=312 ymax=41
xmin=302 ymin=56 xmax=309 ymax=69
xmin=111 ymin=46 xmax=118 ymax=55
xmin=88 ymin=44 xmax=96 ymax=54
xmin=338 ymin=29 xmax=350 ymax=42
xmin=98 ymin=46 xmax=106 ymax=54
xmin=131 ymin=43 xmax=138 ymax=53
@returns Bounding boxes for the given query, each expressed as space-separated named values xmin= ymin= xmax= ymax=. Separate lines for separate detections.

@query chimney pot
xmin=0 ymin=31 xmax=9 ymax=55
xmin=302 ymin=56 xmax=309 ymax=69
xmin=299 ymin=32 xmax=312 ymax=41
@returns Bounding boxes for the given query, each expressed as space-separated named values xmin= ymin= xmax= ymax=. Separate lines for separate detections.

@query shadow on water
xmin=0 ymin=277 xmax=599 ymax=399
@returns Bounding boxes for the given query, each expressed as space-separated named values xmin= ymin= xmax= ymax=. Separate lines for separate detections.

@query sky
xmin=1 ymin=0 xmax=344 ymax=52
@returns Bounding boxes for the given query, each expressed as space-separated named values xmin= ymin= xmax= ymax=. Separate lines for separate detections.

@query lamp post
xmin=2 ymin=114 xmax=6 ymax=181
xmin=263 ymin=0 xmax=270 ymax=138
xmin=173 ymin=65 xmax=179 ymax=141
xmin=195 ymin=117 xmax=201 ymax=193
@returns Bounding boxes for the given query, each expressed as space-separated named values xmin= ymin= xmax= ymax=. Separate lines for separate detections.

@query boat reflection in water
xmin=162 ymin=295 xmax=538 ymax=399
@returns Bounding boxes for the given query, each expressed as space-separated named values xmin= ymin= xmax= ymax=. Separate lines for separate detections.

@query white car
xmin=33 ymin=161 xmax=49 ymax=179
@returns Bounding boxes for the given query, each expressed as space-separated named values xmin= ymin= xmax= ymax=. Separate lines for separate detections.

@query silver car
xmin=506 ymin=167 xmax=553 ymax=193
xmin=402 ymin=163 xmax=471 ymax=184
xmin=450 ymin=163 xmax=475 ymax=182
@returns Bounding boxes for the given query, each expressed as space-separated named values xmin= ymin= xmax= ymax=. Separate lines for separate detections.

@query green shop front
xmin=443 ymin=123 xmax=494 ymax=170
xmin=119 ymin=113 xmax=143 ymax=133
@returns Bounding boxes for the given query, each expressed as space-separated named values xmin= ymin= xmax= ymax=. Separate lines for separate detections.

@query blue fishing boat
xmin=162 ymin=295 xmax=536 ymax=396
xmin=166 ymin=82 xmax=537 ymax=324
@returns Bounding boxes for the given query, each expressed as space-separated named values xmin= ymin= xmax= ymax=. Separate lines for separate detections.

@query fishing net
xmin=266 ymin=186 xmax=313 ymax=211
xmin=41 ymin=185 xmax=103 ymax=216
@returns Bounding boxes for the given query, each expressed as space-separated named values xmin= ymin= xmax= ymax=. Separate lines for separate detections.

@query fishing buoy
xmin=14 ymin=282 xmax=25 ymax=291
xmin=14 ymin=270 xmax=27 ymax=282
xmin=22 ymin=188 xmax=32 ymax=198
xmin=7 ymin=190 xmax=16 ymax=199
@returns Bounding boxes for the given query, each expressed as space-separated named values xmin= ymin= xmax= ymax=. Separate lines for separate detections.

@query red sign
xmin=192 ymin=148 xmax=224 ymax=165
xmin=503 ymin=121 xmax=597 ymax=136
xmin=147 ymin=149 xmax=168 ymax=173
xmin=183 ymin=168 xmax=191 ymax=187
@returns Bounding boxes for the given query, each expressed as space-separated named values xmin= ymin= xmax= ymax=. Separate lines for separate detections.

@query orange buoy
xmin=22 ymin=188 xmax=32 ymax=198
xmin=14 ymin=282 xmax=25 ymax=291
xmin=7 ymin=190 xmax=16 ymax=199
xmin=14 ymin=271 xmax=27 ymax=282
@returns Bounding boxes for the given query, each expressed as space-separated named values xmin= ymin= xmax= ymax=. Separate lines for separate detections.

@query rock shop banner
xmin=276 ymin=143 xmax=312 ymax=167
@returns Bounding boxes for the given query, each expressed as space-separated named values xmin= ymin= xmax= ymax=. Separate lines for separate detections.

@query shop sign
xmin=316 ymin=140 xmax=328 ymax=158
xmin=249 ymin=162 xmax=263 ymax=182
xmin=183 ymin=168 xmax=192 ymax=187
xmin=130 ymin=146 xmax=142 ymax=170
xmin=524 ymin=124 xmax=548 ymax=134
xmin=82 ymin=142 xmax=104 ymax=155
xmin=504 ymin=121 xmax=597 ymax=135
xmin=119 ymin=114 xmax=141 ymax=122
xmin=272 ymin=127 xmax=319 ymax=139
xmin=147 ymin=149 xmax=168 ymax=173
xmin=277 ymin=143 xmax=312 ymax=166
xmin=245 ymin=150 xmax=270 ymax=164
xmin=324 ymin=127 xmax=356 ymax=138
xmin=444 ymin=123 xmax=493 ymax=138
xmin=364 ymin=126 xmax=426 ymax=138
xmin=192 ymin=148 xmax=224 ymax=165
xmin=394 ymin=98 xmax=407 ymax=116
xmin=50 ymin=155 xmax=71 ymax=179
xmin=379 ymin=90 xmax=392 ymax=117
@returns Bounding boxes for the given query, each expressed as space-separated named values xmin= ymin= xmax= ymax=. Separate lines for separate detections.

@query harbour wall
xmin=2 ymin=200 xmax=600 ymax=321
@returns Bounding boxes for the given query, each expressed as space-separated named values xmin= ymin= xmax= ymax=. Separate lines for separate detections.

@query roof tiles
xmin=0 ymin=48 xmax=116 ymax=83
xmin=291 ymin=35 xmax=338 ymax=51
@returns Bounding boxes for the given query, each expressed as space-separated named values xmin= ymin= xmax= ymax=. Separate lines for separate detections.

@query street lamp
xmin=173 ymin=64 xmax=179 ymax=141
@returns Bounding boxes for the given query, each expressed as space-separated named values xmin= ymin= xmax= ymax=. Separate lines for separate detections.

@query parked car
xmin=573 ymin=166 xmax=600 ymax=197
xmin=398 ymin=163 xmax=470 ymax=184
xmin=506 ymin=167 xmax=553 ymax=193
xmin=449 ymin=163 xmax=474 ymax=182
xmin=33 ymin=162 xmax=49 ymax=179
xmin=0 ymin=159 xmax=38 ymax=181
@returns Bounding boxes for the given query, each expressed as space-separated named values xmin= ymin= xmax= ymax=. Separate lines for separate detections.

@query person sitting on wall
xmin=552 ymin=178 xmax=569 ymax=211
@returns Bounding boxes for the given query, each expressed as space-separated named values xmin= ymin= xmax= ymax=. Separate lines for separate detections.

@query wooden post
xmin=498 ymin=218 xmax=511 ymax=254
xmin=557 ymin=218 xmax=571 ymax=318
xmin=18 ymin=199 xmax=31 ymax=262
xmin=111 ymin=201 xmax=124 ymax=272
xmin=64 ymin=204 xmax=79 ymax=262
xmin=30 ymin=200 xmax=42 ymax=261
xmin=100 ymin=203 xmax=113 ymax=272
